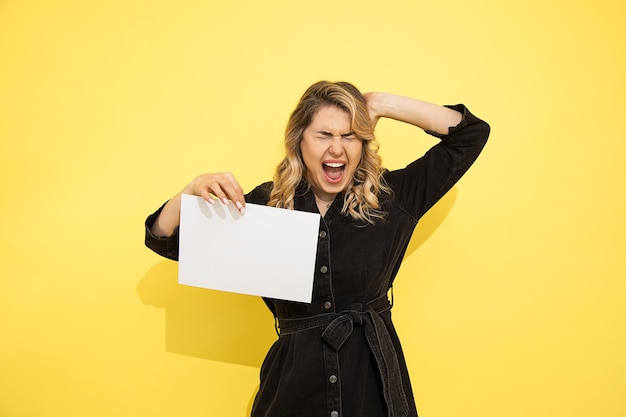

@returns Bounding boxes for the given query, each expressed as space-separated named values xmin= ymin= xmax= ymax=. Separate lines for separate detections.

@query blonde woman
xmin=145 ymin=81 xmax=490 ymax=417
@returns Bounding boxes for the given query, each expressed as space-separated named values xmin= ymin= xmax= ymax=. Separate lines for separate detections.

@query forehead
xmin=308 ymin=105 xmax=351 ymax=130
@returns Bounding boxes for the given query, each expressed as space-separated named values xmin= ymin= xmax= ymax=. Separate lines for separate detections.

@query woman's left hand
xmin=362 ymin=92 xmax=381 ymax=127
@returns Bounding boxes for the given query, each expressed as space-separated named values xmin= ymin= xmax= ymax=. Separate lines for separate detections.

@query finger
xmin=219 ymin=184 xmax=246 ymax=212
xmin=183 ymin=177 xmax=214 ymax=203
xmin=198 ymin=187 xmax=215 ymax=204
xmin=206 ymin=180 xmax=229 ymax=205
xmin=220 ymin=173 xmax=246 ymax=214
xmin=234 ymin=200 xmax=245 ymax=215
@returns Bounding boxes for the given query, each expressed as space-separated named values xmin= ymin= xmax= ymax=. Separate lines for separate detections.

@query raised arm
xmin=363 ymin=92 xmax=462 ymax=135
xmin=364 ymin=91 xmax=490 ymax=220
xmin=150 ymin=172 xmax=246 ymax=237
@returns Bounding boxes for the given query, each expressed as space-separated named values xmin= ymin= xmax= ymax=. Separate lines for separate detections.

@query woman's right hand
xmin=183 ymin=172 xmax=246 ymax=213
xmin=150 ymin=172 xmax=245 ymax=238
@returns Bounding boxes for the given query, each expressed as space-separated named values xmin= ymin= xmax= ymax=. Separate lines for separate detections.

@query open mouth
xmin=322 ymin=162 xmax=345 ymax=184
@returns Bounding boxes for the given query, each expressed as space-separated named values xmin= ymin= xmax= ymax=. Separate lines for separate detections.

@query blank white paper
xmin=178 ymin=194 xmax=321 ymax=303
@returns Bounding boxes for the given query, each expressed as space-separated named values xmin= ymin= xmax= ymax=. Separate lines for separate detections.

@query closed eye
xmin=315 ymin=131 xmax=357 ymax=140
xmin=316 ymin=131 xmax=333 ymax=139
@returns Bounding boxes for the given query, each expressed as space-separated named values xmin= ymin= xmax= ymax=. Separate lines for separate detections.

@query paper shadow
xmin=137 ymin=260 xmax=277 ymax=368
xmin=403 ymin=187 xmax=457 ymax=259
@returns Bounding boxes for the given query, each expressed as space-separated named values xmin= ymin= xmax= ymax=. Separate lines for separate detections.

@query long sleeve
xmin=384 ymin=104 xmax=490 ymax=220
xmin=144 ymin=202 xmax=180 ymax=261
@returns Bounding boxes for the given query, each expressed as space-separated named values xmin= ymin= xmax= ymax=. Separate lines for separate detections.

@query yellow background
xmin=1 ymin=0 xmax=624 ymax=416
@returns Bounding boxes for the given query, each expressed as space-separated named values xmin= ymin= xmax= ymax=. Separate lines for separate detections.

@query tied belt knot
xmin=278 ymin=295 xmax=409 ymax=417
xmin=321 ymin=305 xmax=365 ymax=350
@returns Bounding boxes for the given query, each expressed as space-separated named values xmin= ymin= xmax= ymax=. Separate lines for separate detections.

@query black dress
xmin=145 ymin=105 xmax=490 ymax=417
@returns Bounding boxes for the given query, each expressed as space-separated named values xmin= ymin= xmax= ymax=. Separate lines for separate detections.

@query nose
xmin=328 ymin=136 xmax=344 ymax=157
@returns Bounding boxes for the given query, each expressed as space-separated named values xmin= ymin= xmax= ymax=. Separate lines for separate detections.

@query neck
xmin=315 ymin=195 xmax=335 ymax=205
xmin=312 ymin=188 xmax=338 ymax=204
xmin=314 ymin=194 xmax=335 ymax=217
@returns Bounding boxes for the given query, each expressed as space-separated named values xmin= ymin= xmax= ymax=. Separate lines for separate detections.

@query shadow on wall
xmin=136 ymin=261 xmax=277 ymax=368
xmin=135 ymin=187 xmax=456 ymax=368
xmin=404 ymin=187 xmax=457 ymax=259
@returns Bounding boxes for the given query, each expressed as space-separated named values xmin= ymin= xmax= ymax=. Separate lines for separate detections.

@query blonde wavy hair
xmin=268 ymin=81 xmax=390 ymax=224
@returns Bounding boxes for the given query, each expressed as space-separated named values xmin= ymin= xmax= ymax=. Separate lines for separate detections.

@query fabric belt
xmin=278 ymin=295 xmax=409 ymax=417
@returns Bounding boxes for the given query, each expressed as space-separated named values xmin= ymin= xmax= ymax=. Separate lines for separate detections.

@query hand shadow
xmin=136 ymin=261 xmax=277 ymax=368
xmin=403 ymin=187 xmax=457 ymax=259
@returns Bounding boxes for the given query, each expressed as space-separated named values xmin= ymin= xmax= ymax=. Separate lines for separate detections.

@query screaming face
xmin=300 ymin=105 xmax=363 ymax=203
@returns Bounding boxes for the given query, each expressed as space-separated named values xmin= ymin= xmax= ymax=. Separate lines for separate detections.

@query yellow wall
xmin=1 ymin=1 xmax=624 ymax=416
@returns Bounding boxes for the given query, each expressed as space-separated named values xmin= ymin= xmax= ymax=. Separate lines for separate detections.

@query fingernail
xmin=222 ymin=198 xmax=229 ymax=205
xmin=239 ymin=206 xmax=246 ymax=215
xmin=207 ymin=197 xmax=215 ymax=204
xmin=235 ymin=201 xmax=243 ymax=209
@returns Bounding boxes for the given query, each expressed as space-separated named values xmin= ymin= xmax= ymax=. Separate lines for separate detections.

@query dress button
xmin=324 ymin=301 xmax=332 ymax=310
xmin=320 ymin=265 xmax=328 ymax=273
xmin=330 ymin=411 xmax=339 ymax=417
xmin=319 ymin=230 xmax=327 ymax=238
xmin=329 ymin=375 xmax=338 ymax=383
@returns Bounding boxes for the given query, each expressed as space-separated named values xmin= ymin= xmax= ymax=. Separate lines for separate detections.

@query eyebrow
xmin=315 ymin=130 xmax=356 ymax=137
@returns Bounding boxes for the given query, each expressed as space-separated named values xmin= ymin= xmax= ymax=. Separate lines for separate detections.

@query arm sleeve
xmin=384 ymin=104 xmax=490 ymax=220
xmin=144 ymin=202 xmax=180 ymax=261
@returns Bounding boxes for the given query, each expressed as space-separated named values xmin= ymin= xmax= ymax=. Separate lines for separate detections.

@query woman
xmin=145 ymin=81 xmax=490 ymax=417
